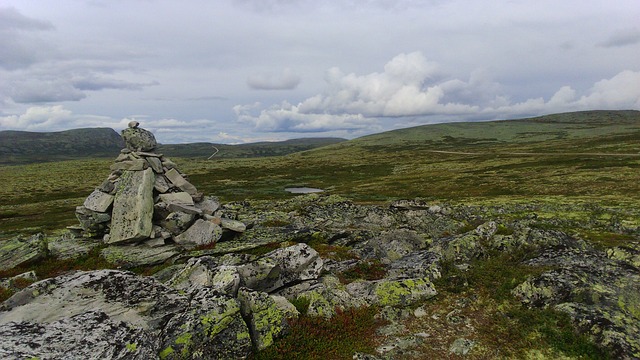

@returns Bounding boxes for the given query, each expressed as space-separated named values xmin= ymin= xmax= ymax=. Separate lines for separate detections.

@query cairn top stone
xmin=121 ymin=122 xmax=157 ymax=152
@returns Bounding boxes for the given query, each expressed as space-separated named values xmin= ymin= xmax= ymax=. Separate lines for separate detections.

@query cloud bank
xmin=235 ymin=52 xmax=640 ymax=133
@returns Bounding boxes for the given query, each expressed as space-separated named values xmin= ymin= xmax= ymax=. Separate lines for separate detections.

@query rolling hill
xmin=0 ymin=127 xmax=346 ymax=165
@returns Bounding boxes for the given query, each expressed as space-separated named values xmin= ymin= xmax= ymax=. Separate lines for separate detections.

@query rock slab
xmin=108 ymin=168 xmax=155 ymax=244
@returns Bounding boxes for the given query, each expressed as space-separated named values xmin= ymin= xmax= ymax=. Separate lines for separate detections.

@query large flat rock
xmin=108 ymin=168 xmax=155 ymax=244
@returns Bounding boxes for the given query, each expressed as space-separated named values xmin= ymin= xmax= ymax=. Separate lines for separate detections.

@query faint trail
xmin=427 ymin=150 xmax=640 ymax=157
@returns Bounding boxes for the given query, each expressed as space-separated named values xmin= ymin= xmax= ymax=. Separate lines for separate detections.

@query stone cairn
xmin=72 ymin=121 xmax=243 ymax=248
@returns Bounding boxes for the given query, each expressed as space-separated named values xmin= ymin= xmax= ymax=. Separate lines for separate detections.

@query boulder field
xmin=1 ymin=195 xmax=639 ymax=359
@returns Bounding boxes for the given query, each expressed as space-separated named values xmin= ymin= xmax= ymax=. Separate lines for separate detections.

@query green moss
xmin=125 ymin=342 xmax=137 ymax=352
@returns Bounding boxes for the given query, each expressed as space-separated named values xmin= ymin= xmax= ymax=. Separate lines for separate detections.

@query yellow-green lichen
xmin=301 ymin=290 xmax=333 ymax=318
xmin=252 ymin=301 xmax=286 ymax=349
xmin=374 ymin=278 xmax=436 ymax=307
xmin=125 ymin=342 xmax=137 ymax=352
xmin=159 ymin=346 xmax=175 ymax=359
xmin=201 ymin=298 xmax=241 ymax=338
xmin=512 ymin=280 xmax=555 ymax=306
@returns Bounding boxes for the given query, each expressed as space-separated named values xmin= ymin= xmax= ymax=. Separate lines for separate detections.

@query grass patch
xmin=337 ymin=259 xmax=387 ymax=284
xmin=309 ymin=243 xmax=357 ymax=262
xmin=579 ymin=230 xmax=636 ymax=249
xmin=0 ymin=245 xmax=115 ymax=281
xmin=251 ymin=306 xmax=385 ymax=360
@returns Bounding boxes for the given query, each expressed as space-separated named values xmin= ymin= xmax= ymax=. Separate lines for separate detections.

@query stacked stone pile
xmin=73 ymin=121 xmax=244 ymax=249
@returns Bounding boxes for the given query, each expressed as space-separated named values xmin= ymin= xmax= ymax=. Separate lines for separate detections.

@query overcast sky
xmin=1 ymin=1 xmax=639 ymax=144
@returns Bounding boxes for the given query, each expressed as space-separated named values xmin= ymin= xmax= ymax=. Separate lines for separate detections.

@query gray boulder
xmin=121 ymin=125 xmax=157 ymax=152
xmin=83 ymin=189 xmax=114 ymax=212
xmin=160 ymin=288 xmax=252 ymax=360
xmin=346 ymin=277 xmax=437 ymax=307
xmin=0 ymin=310 xmax=157 ymax=360
xmin=238 ymin=288 xmax=295 ymax=350
xmin=167 ymin=257 xmax=241 ymax=296
xmin=513 ymin=247 xmax=640 ymax=358
xmin=174 ymin=219 xmax=222 ymax=248
xmin=109 ymin=168 xmax=155 ymax=244
xmin=238 ymin=243 xmax=323 ymax=293
xmin=100 ymin=245 xmax=180 ymax=269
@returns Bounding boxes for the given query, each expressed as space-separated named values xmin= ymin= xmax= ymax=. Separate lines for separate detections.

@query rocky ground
xmin=1 ymin=194 xmax=639 ymax=359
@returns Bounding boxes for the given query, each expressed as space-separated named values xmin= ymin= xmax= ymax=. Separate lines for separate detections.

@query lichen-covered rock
xmin=75 ymin=205 xmax=111 ymax=237
xmin=161 ymin=211 xmax=196 ymax=235
xmin=0 ymin=270 xmax=188 ymax=330
xmin=0 ymin=310 xmax=158 ymax=360
xmin=513 ymin=247 xmax=640 ymax=358
xmin=288 ymin=275 xmax=367 ymax=318
xmin=100 ymin=245 xmax=180 ymax=269
xmin=109 ymin=168 xmax=155 ymax=244
xmin=83 ymin=189 xmax=115 ymax=213
xmin=238 ymin=243 xmax=323 ymax=293
xmin=160 ymin=288 xmax=251 ymax=360
xmin=47 ymin=236 xmax=103 ymax=260
xmin=449 ymin=338 xmax=475 ymax=356
xmin=358 ymin=229 xmax=428 ymax=263
xmin=167 ymin=257 xmax=241 ymax=296
xmin=121 ymin=125 xmax=157 ymax=152
xmin=238 ymin=288 xmax=292 ymax=350
xmin=220 ymin=218 xmax=247 ymax=233
xmin=386 ymin=250 xmax=441 ymax=280
xmin=0 ymin=233 xmax=48 ymax=271
xmin=164 ymin=168 xmax=198 ymax=196
xmin=196 ymin=196 xmax=220 ymax=215
xmin=346 ymin=277 xmax=437 ymax=307
xmin=159 ymin=192 xmax=194 ymax=206
xmin=174 ymin=219 xmax=222 ymax=248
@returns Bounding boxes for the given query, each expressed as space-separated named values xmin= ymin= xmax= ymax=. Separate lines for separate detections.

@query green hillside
xmin=340 ymin=109 xmax=640 ymax=151
xmin=157 ymin=137 xmax=346 ymax=159
xmin=0 ymin=127 xmax=346 ymax=165
xmin=180 ymin=110 xmax=640 ymax=202
xmin=0 ymin=128 xmax=124 ymax=164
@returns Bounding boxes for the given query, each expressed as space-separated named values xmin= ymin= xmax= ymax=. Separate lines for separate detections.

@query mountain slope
xmin=291 ymin=110 xmax=640 ymax=160
xmin=0 ymin=128 xmax=124 ymax=164
xmin=157 ymin=137 xmax=346 ymax=159
xmin=0 ymin=127 xmax=346 ymax=165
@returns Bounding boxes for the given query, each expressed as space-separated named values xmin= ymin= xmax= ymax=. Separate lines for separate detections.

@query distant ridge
xmin=0 ymin=128 xmax=124 ymax=164
xmin=0 ymin=127 xmax=347 ymax=165
xmin=157 ymin=137 xmax=346 ymax=159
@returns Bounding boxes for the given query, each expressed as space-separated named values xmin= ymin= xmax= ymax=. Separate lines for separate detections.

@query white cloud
xmin=247 ymin=68 xmax=301 ymax=90
xmin=0 ymin=105 xmax=115 ymax=131
xmin=575 ymin=70 xmax=640 ymax=109
xmin=0 ymin=105 xmax=248 ymax=144
xmin=234 ymin=52 xmax=640 ymax=133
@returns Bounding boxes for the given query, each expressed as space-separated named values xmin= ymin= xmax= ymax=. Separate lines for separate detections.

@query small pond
xmin=285 ymin=187 xmax=325 ymax=194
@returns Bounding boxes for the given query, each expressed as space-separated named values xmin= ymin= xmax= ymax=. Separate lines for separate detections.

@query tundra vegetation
xmin=1 ymin=110 xmax=639 ymax=359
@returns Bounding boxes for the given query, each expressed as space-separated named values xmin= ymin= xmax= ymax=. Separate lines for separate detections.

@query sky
xmin=1 ymin=0 xmax=639 ymax=144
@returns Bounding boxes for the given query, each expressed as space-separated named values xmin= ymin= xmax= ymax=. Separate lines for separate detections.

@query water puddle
xmin=285 ymin=187 xmax=324 ymax=194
